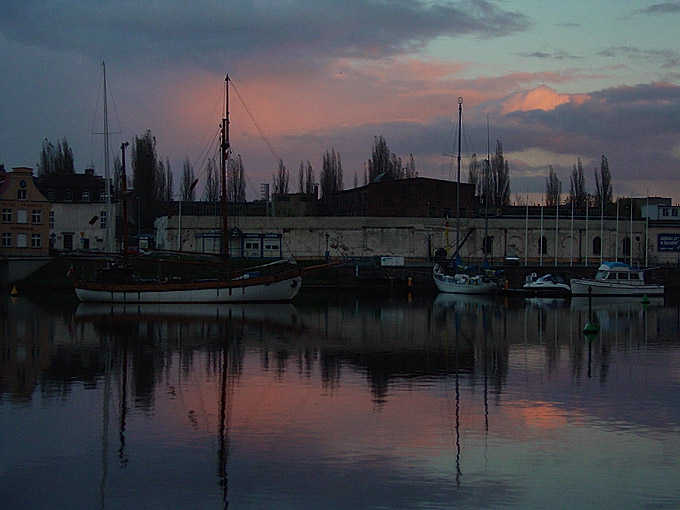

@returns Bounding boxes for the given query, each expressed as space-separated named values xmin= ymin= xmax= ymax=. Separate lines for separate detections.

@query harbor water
xmin=1 ymin=289 xmax=679 ymax=509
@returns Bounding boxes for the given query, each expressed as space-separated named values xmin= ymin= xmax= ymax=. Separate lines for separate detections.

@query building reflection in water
xmin=0 ymin=291 xmax=676 ymax=509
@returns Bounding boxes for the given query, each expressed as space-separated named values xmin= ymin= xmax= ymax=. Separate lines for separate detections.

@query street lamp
xmin=136 ymin=196 xmax=141 ymax=241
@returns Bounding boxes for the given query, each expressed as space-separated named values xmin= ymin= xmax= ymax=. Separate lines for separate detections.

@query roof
xmin=598 ymin=261 xmax=637 ymax=271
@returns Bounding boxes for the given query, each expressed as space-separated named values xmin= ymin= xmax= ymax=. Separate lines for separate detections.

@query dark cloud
xmin=598 ymin=46 xmax=679 ymax=69
xmin=517 ymin=50 xmax=581 ymax=60
xmin=484 ymin=83 xmax=680 ymax=183
xmin=636 ymin=2 xmax=680 ymax=14
xmin=0 ymin=0 xmax=532 ymax=72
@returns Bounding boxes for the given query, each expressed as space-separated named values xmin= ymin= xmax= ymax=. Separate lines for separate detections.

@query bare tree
xmin=490 ymin=140 xmax=510 ymax=206
xmin=569 ymin=157 xmax=587 ymax=207
xmin=180 ymin=157 xmax=196 ymax=201
xmin=204 ymin=158 xmax=219 ymax=201
xmin=545 ymin=165 xmax=561 ymax=206
xmin=468 ymin=153 xmax=481 ymax=196
xmin=320 ymin=148 xmax=343 ymax=199
xmin=132 ymin=130 xmax=158 ymax=208
xmin=165 ymin=158 xmax=173 ymax=201
xmin=227 ymin=154 xmax=246 ymax=202
xmin=273 ymin=159 xmax=289 ymax=194
xmin=405 ymin=153 xmax=416 ymax=178
xmin=594 ymin=155 xmax=613 ymax=207
xmin=38 ymin=138 xmax=75 ymax=176
xmin=297 ymin=161 xmax=305 ymax=193
xmin=156 ymin=158 xmax=167 ymax=201
xmin=304 ymin=160 xmax=315 ymax=194
xmin=367 ymin=135 xmax=409 ymax=181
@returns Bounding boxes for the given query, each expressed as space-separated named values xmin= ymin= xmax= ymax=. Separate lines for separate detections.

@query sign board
xmin=658 ymin=233 xmax=680 ymax=252
xmin=381 ymin=256 xmax=405 ymax=267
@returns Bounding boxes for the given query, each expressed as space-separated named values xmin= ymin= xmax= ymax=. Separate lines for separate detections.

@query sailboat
xmin=75 ymin=75 xmax=329 ymax=303
xmin=432 ymin=98 xmax=504 ymax=295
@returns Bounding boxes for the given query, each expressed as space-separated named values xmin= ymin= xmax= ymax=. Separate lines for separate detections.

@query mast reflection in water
xmin=1 ymin=291 xmax=679 ymax=509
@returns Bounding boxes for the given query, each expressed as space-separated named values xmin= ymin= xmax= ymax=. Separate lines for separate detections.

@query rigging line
xmin=190 ymin=125 xmax=222 ymax=187
xmin=461 ymin=112 xmax=476 ymax=160
xmin=229 ymin=78 xmax=283 ymax=164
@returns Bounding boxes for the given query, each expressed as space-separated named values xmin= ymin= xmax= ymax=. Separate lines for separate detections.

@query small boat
xmin=521 ymin=273 xmax=571 ymax=296
xmin=433 ymin=263 xmax=504 ymax=295
xmin=569 ymin=261 xmax=664 ymax=296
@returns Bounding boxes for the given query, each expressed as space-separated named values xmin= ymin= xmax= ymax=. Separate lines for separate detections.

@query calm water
xmin=1 ymin=289 xmax=679 ymax=509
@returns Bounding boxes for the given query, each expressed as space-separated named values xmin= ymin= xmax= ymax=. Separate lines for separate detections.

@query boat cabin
xmin=594 ymin=262 xmax=645 ymax=285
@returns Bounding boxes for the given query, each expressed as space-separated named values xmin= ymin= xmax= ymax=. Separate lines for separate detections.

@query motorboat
xmin=569 ymin=261 xmax=664 ymax=296
xmin=521 ymin=273 xmax=571 ymax=296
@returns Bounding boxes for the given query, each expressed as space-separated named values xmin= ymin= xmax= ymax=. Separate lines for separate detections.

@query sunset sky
xmin=2 ymin=1 xmax=679 ymax=202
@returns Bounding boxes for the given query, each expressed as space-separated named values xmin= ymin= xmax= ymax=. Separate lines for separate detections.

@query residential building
xmin=0 ymin=167 xmax=51 ymax=257
xmin=35 ymin=168 xmax=114 ymax=252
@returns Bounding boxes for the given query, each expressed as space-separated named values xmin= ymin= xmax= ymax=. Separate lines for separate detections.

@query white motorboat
xmin=521 ymin=273 xmax=571 ymax=295
xmin=569 ymin=261 xmax=664 ymax=296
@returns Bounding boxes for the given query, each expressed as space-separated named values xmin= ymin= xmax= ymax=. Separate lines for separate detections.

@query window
xmin=622 ymin=237 xmax=631 ymax=256
xmin=49 ymin=211 xmax=54 ymax=228
xmin=482 ymin=235 xmax=493 ymax=255
xmin=82 ymin=190 xmax=91 ymax=201
xmin=64 ymin=189 xmax=73 ymax=202
xmin=673 ymin=209 xmax=678 ymax=217
xmin=99 ymin=191 xmax=105 ymax=201
xmin=31 ymin=234 xmax=41 ymax=248
xmin=593 ymin=236 xmax=601 ymax=255
xmin=100 ymin=210 xmax=107 ymax=229
xmin=2 ymin=208 xmax=11 ymax=223
xmin=662 ymin=208 xmax=669 ymax=217
xmin=16 ymin=233 xmax=27 ymax=248
xmin=538 ymin=236 xmax=548 ymax=255
xmin=47 ymin=189 xmax=55 ymax=200
xmin=16 ymin=209 xmax=28 ymax=224
xmin=1 ymin=233 xmax=11 ymax=247
xmin=32 ymin=209 xmax=42 ymax=224
xmin=17 ymin=189 xmax=27 ymax=200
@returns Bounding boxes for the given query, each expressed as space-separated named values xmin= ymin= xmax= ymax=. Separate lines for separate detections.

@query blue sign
xmin=658 ymin=233 xmax=680 ymax=252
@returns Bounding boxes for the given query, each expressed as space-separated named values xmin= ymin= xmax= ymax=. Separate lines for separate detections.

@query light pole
xmin=136 ymin=196 xmax=141 ymax=242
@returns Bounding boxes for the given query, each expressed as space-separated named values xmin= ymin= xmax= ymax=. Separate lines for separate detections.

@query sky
xmin=1 ymin=0 xmax=680 ymax=203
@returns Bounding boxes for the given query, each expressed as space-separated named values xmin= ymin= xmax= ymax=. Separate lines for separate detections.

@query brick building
xmin=324 ymin=177 xmax=477 ymax=217
xmin=0 ymin=167 xmax=51 ymax=257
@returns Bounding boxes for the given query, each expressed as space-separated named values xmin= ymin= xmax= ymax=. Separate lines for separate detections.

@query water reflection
xmin=1 ymin=291 xmax=679 ymax=509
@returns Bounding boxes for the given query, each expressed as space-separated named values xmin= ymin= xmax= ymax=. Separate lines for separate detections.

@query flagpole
xmin=615 ymin=193 xmax=619 ymax=261
xmin=540 ymin=204 xmax=544 ymax=267
xmin=570 ymin=195 xmax=574 ymax=266
xmin=525 ymin=188 xmax=529 ymax=266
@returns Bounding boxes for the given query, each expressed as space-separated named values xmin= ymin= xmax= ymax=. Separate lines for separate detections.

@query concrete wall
xmin=155 ymin=214 xmax=676 ymax=265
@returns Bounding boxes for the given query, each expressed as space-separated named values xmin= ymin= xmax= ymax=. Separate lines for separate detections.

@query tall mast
xmin=456 ymin=97 xmax=462 ymax=255
xmin=120 ymin=142 xmax=130 ymax=259
xmin=221 ymin=75 xmax=231 ymax=260
xmin=102 ymin=62 xmax=113 ymax=254
xmin=484 ymin=113 xmax=489 ymax=266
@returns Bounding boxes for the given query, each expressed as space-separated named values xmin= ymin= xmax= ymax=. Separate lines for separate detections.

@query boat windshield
xmin=595 ymin=270 xmax=608 ymax=280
